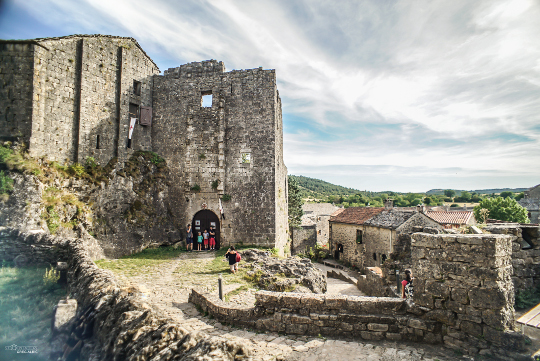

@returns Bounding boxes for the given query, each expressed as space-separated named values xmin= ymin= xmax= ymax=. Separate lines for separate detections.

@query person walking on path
xmin=186 ymin=224 xmax=193 ymax=252
xmin=209 ymin=227 xmax=216 ymax=250
xmin=225 ymin=246 xmax=238 ymax=274
xmin=203 ymin=229 xmax=209 ymax=251
xmin=196 ymin=231 xmax=203 ymax=251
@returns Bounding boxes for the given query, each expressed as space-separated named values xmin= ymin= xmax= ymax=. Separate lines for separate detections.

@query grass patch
xmin=0 ymin=263 xmax=66 ymax=359
xmin=224 ymin=284 xmax=250 ymax=302
xmin=96 ymin=246 xmax=187 ymax=276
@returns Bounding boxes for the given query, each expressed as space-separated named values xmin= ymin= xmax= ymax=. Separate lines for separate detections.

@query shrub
xmin=43 ymin=266 xmax=60 ymax=287
xmin=515 ymin=285 xmax=540 ymax=310
xmin=0 ymin=170 xmax=14 ymax=195
xmin=222 ymin=194 xmax=231 ymax=201
xmin=68 ymin=163 xmax=85 ymax=177
xmin=211 ymin=180 xmax=219 ymax=190
xmin=190 ymin=184 xmax=201 ymax=192
xmin=85 ymin=156 xmax=97 ymax=169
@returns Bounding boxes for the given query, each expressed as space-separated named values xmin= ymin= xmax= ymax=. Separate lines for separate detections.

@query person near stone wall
xmin=225 ymin=246 xmax=238 ymax=273
xmin=186 ymin=224 xmax=193 ymax=252
xmin=197 ymin=232 xmax=203 ymax=251
xmin=401 ymin=270 xmax=413 ymax=298
xmin=203 ymin=229 xmax=209 ymax=251
xmin=209 ymin=227 xmax=216 ymax=251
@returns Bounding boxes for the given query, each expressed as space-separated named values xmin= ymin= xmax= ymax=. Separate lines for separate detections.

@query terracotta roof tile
xmin=426 ymin=211 xmax=474 ymax=225
xmin=329 ymin=207 xmax=384 ymax=225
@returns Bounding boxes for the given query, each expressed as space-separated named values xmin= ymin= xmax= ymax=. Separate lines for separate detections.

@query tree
xmin=515 ymin=192 xmax=525 ymax=201
xmin=444 ymin=189 xmax=455 ymax=198
xmin=473 ymin=197 xmax=530 ymax=224
xmin=287 ymin=176 xmax=304 ymax=228
xmin=499 ymin=191 xmax=514 ymax=199
xmin=460 ymin=191 xmax=471 ymax=201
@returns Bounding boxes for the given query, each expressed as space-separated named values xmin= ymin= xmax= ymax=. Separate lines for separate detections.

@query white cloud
xmin=6 ymin=0 xmax=540 ymax=191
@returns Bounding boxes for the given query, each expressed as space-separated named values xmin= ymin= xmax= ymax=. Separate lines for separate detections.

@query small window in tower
xmin=381 ymin=254 xmax=387 ymax=264
xmin=241 ymin=153 xmax=251 ymax=164
xmin=96 ymin=135 xmax=100 ymax=149
xmin=373 ymin=253 xmax=377 ymax=261
xmin=133 ymin=80 xmax=141 ymax=96
xmin=201 ymin=90 xmax=212 ymax=107
xmin=318 ymin=230 xmax=321 ymax=235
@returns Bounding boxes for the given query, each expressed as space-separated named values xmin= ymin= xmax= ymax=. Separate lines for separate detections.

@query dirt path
xmin=110 ymin=253 xmax=462 ymax=361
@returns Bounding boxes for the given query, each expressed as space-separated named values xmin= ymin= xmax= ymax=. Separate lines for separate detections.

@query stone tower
xmin=0 ymin=36 xmax=288 ymax=252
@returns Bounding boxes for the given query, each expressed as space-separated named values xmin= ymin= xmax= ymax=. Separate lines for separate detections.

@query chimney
xmin=384 ymin=199 xmax=394 ymax=210
xmin=416 ymin=205 xmax=426 ymax=213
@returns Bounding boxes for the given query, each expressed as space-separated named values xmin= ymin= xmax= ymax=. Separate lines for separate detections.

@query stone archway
xmin=192 ymin=210 xmax=221 ymax=249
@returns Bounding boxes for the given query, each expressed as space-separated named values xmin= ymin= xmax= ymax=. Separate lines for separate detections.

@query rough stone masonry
xmin=0 ymin=35 xmax=288 ymax=253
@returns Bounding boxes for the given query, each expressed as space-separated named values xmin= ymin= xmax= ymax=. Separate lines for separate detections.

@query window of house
xmin=318 ymin=230 xmax=321 ymax=235
xmin=381 ymin=254 xmax=387 ymax=264
xmin=356 ymin=230 xmax=363 ymax=244
xmin=373 ymin=253 xmax=377 ymax=261
xmin=133 ymin=80 xmax=141 ymax=96
xmin=241 ymin=153 xmax=251 ymax=163
xmin=201 ymin=90 xmax=212 ymax=107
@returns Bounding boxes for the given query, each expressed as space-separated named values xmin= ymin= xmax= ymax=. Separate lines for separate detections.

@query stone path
xmin=112 ymin=253 xmax=464 ymax=361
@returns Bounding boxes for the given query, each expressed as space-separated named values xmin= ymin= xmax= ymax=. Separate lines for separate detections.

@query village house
xmin=329 ymin=205 xmax=442 ymax=268
xmin=426 ymin=210 xmax=476 ymax=229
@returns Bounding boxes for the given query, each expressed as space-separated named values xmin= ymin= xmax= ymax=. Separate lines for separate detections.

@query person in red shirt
xmin=401 ymin=270 xmax=412 ymax=298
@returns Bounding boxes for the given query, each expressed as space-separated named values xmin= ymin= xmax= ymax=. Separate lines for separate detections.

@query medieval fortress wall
xmin=0 ymin=35 xmax=287 ymax=250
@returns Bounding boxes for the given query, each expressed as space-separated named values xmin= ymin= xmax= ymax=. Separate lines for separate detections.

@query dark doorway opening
xmin=335 ymin=243 xmax=343 ymax=260
xmin=192 ymin=210 xmax=221 ymax=249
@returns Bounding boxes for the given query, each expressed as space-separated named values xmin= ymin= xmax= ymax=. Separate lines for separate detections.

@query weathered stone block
xmin=340 ymin=322 xmax=354 ymax=332
xmin=286 ymin=323 xmax=307 ymax=335
xmin=407 ymin=319 xmax=427 ymax=330
xmin=469 ymin=287 xmax=507 ymax=309
xmin=460 ymin=320 xmax=482 ymax=338
xmin=425 ymin=310 xmax=456 ymax=326
xmin=291 ymin=315 xmax=311 ymax=324
xmin=53 ymin=299 xmax=77 ymax=332
xmin=386 ymin=332 xmax=402 ymax=341
xmin=451 ymin=287 xmax=469 ymax=304
xmin=425 ymin=280 xmax=450 ymax=299
xmin=367 ymin=323 xmax=389 ymax=332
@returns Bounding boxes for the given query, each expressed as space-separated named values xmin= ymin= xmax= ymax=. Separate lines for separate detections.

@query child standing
xmin=203 ymin=229 xmax=209 ymax=251
xmin=186 ymin=224 xmax=193 ymax=252
xmin=197 ymin=231 xmax=203 ymax=251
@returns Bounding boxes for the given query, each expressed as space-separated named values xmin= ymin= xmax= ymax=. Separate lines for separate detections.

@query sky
xmin=0 ymin=0 xmax=539 ymax=193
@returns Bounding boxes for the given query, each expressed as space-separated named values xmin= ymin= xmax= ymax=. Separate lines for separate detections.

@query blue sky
xmin=1 ymin=0 xmax=539 ymax=192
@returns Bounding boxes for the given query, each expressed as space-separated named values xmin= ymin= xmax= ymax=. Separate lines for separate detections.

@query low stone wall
xmin=190 ymin=289 xmax=443 ymax=343
xmin=1 ymin=226 xmax=248 ymax=360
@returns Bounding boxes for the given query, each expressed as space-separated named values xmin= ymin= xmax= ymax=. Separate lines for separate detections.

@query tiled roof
xmin=329 ymin=207 xmax=384 ymax=225
xmin=426 ymin=211 xmax=474 ymax=225
xmin=363 ymin=209 xmax=417 ymax=229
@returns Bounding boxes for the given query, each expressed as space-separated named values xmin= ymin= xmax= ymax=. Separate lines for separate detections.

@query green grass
xmin=95 ymin=246 xmax=188 ymax=276
xmin=0 ymin=263 xmax=66 ymax=360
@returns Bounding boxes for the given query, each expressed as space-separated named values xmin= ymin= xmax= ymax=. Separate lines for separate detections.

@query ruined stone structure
xmin=291 ymin=203 xmax=338 ymax=255
xmin=0 ymin=35 xmax=288 ymax=251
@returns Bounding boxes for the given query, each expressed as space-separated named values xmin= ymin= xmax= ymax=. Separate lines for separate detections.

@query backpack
xmin=236 ymin=252 xmax=241 ymax=262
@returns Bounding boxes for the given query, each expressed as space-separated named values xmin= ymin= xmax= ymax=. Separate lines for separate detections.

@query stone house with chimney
xmin=329 ymin=205 xmax=442 ymax=268
xmin=0 ymin=35 xmax=288 ymax=252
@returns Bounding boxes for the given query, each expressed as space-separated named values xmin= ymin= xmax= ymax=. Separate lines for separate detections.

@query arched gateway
xmin=192 ymin=210 xmax=221 ymax=249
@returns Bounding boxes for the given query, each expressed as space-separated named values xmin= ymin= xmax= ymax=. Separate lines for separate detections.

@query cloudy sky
xmin=1 ymin=0 xmax=539 ymax=192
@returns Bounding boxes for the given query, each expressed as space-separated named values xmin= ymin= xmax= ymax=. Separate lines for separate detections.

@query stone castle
xmin=0 ymin=34 xmax=288 ymax=250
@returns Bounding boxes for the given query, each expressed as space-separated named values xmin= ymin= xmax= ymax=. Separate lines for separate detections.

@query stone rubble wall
xmin=291 ymin=224 xmax=317 ymax=255
xmin=189 ymin=289 xmax=443 ymax=343
xmin=411 ymin=233 xmax=527 ymax=355
xmin=356 ymin=268 xmax=396 ymax=298
xmin=485 ymin=224 xmax=540 ymax=292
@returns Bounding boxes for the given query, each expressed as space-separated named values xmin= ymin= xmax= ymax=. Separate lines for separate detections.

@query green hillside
xmin=426 ymin=188 xmax=528 ymax=195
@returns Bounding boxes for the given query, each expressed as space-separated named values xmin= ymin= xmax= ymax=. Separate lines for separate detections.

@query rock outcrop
xmin=242 ymin=249 xmax=327 ymax=293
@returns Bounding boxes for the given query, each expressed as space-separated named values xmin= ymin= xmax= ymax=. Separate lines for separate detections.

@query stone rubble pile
xmin=242 ymin=249 xmax=327 ymax=293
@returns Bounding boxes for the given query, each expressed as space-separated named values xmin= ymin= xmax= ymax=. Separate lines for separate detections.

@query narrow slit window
xmin=96 ymin=135 xmax=100 ymax=149
xmin=356 ymin=230 xmax=363 ymax=244
xmin=133 ymin=80 xmax=141 ymax=96
xmin=201 ymin=90 xmax=212 ymax=107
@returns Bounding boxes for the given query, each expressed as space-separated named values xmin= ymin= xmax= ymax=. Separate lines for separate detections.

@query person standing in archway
xmin=209 ymin=226 xmax=216 ymax=251
xmin=186 ymin=224 xmax=193 ymax=252
xmin=203 ymin=229 xmax=209 ymax=251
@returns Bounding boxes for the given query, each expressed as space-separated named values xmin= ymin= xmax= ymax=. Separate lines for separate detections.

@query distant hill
xmin=289 ymin=175 xmax=394 ymax=197
xmin=426 ymin=188 xmax=528 ymax=195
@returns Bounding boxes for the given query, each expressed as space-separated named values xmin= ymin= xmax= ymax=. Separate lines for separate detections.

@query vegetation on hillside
xmin=289 ymin=175 xmax=528 ymax=210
